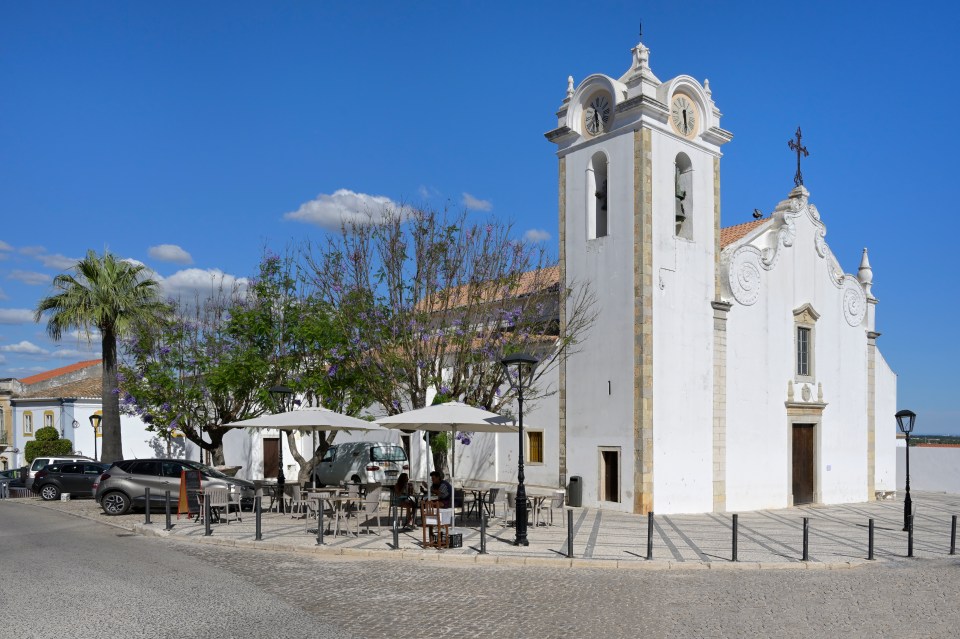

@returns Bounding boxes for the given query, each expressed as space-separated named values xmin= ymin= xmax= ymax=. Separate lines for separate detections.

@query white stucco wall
xmin=873 ymin=350 xmax=897 ymax=491
xmin=562 ymin=131 xmax=639 ymax=511
xmin=725 ymin=194 xmax=876 ymax=511
xmin=650 ymin=132 xmax=717 ymax=514
xmin=897 ymin=447 xmax=960 ymax=493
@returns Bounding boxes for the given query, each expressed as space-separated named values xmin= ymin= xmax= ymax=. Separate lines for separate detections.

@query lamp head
xmin=500 ymin=353 xmax=539 ymax=390
xmin=895 ymin=409 xmax=916 ymax=434
xmin=88 ymin=414 xmax=102 ymax=430
xmin=269 ymin=384 xmax=294 ymax=412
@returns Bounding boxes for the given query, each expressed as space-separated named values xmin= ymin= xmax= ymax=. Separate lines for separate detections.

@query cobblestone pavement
xmin=5 ymin=496 xmax=960 ymax=637
xmin=12 ymin=490 xmax=960 ymax=568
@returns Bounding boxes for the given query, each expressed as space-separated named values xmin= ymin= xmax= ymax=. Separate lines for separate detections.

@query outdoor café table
xmin=304 ymin=488 xmax=345 ymax=533
xmin=322 ymin=493 xmax=362 ymax=536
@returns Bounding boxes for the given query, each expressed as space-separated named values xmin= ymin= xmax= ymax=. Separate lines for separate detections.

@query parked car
xmin=0 ymin=467 xmax=27 ymax=487
xmin=312 ymin=441 xmax=409 ymax=487
xmin=32 ymin=462 xmax=111 ymax=500
xmin=25 ymin=456 xmax=94 ymax=491
xmin=94 ymin=458 xmax=256 ymax=516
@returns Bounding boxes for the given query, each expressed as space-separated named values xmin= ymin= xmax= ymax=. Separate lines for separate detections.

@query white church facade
xmin=545 ymin=40 xmax=897 ymax=515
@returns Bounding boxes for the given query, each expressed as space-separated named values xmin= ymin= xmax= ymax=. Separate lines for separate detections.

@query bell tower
xmin=546 ymin=40 xmax=733 ymax=514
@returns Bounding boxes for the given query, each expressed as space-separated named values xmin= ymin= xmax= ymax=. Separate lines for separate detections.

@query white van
xmin=313 ymin=441 xmax=408 ymax=487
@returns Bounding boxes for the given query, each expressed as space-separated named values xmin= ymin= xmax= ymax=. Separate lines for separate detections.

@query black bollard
xmin=165 ymin=491 xmax=172 ymax=531
xmin=316 ymin=499 xmax=325 ymax=546
xmin=144 ymin=488 xmax=151 ymax=525
xmin=646 ymin=511 xmax=654 ymax=560
xmin=255 ymin=495 xmax=262 ymax=541
xmin=732 ymin=513 xmax=738 ymax=562
xmin=951 ymin=515 xmax=957 ymax=556
xmin=907 ymin=515 xmax=914 ymax=557
xmin=802 ymin=517 xmax=809 ymax=561
xmin=390 ymin=501 xmax=398 ymax=550
xmin=566 ymin=508 xmax=574 ymax=559
xmin=204 ymin=497 xmax=212 ymax=536
xmin=868 ymin=518 xmax=874 ymax=560
xmin=479 ymin=513 xmax=487 ymax=554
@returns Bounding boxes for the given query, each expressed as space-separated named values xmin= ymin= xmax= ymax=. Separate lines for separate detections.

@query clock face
xmin=584 ymin=93 xmax=612 ymax=136
xmin=670 ymin=94 xmax=698 ymax=138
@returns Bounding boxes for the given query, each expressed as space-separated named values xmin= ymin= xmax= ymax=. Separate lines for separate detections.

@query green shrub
xmin=25 ymin=426 xmax=74 ymax=463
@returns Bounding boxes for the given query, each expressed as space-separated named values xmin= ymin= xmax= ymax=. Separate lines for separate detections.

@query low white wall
xmin=896 ymin=447 xmax=960 ymax=493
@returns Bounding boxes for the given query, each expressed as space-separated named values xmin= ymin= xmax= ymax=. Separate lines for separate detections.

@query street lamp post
xmin=501 ymin=353 xmax=539 ymax=547
xmin=269 ymin=385 xmax=294 ymax=514
xmin=896 ymin=409 xmax=917 ymax=532
xmin=89 ymin=414 xmax=102 ymax=462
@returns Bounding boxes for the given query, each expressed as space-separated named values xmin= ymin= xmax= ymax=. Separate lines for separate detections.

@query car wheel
xmin=40 ymin=484 xmax=60 ymax=501
xmin=101 ymin=491 xmax=131 ymax=515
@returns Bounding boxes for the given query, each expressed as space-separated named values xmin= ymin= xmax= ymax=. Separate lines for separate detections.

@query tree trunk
xmin=100 ymin=327 xmax=124 ymax=462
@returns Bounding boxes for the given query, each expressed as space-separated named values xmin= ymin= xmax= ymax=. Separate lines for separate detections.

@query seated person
xmin=393 ymin=472 xmax=417 ymax=528
xmin=429 ymin=470 xmax=454 ymax=509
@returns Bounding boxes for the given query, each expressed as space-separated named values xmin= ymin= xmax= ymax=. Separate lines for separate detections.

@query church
xmin=545 ymin=39 xmax=898 ymax=514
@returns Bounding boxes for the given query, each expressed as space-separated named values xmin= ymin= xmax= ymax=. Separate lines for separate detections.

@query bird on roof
xmin=752 ymin=209 xmax=763 ymax=220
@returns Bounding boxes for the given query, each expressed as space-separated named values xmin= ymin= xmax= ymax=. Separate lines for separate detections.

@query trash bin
xmin=567 ymin=476 xmax=582 ymax=507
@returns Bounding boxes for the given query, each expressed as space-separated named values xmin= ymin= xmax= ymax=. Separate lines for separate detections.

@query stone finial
xmin=817 ymin=382 xmax=823 ymax=402
xmin=858 ymin=248 xmax=874 ymax=298
xmin=704 ymin=78 xmax=712 ymax=98
xmin=632 ymin=41 xmax=650 ymax=72
xmin=566 ymin=76 xmax=574 ymax=101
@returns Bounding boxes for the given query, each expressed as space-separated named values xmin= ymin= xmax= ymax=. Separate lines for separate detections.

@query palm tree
xmin=35 ymin=249 xmax=168 ymax=461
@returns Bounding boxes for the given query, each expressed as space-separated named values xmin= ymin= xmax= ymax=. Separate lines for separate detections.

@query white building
xmin=0 ymin=360 xmax=194 ymax=469
xmin=544 ymin=40 xmax=897 ymax=514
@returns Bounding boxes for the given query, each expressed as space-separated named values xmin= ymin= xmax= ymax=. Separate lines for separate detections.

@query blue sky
xmin=1 ymin=1 xmax=958 ymax=434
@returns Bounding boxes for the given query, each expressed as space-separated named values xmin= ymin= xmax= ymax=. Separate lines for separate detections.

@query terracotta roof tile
xmin=22 ymin=377 xmax=102 ymax=399
xmin=419 ymin=265 xmax=560 ymax=311
xmin=18 ymin=359 xmax=102 ymax=385
xmin=720 ymin=218 xmax=769 ymax=248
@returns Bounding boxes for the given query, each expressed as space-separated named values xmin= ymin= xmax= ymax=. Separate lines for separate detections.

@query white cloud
xmin=0 ymin=286 xmax=7 ymax=301
xmin=0 ymin=240 xmax=12 ymax=251
xmin=51 ymin=346 xmax=98 ymax=359
xmin=18 ymin=245 xmax=45 ymax=256
xmin=148 ymin=244 xmax=194 ymax=265
xmin=68 ymin=328 xmax=101 ymax=342
xmin=0 ymin=340 xmax=49 ymax=355
xmin=462 ymin=193 xmax=493 ymax=211
xmin=0 ymin=309 xmax=35 ymax=324
xmin=159 ymin=268 xmax=249 ymax=302
xmin=524 ymin=229 xmax=552 ymax=243
xmin=284 ymin=189 xmax=408 ymax=230
xmin=8 ymin=270 xmax=51 ymax=286
xmin=36 ymin=253 xmax=79 ymax=270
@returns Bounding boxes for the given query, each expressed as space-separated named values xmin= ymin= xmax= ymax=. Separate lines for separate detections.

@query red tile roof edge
xmin=18 ymin=359 xmax=102 ymax=385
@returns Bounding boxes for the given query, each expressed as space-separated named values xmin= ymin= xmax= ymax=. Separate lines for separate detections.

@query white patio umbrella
xmin=224 ymin=406 xmax=379 ymax=491
xmin=376 ymin=401 xmax=520 ymax=533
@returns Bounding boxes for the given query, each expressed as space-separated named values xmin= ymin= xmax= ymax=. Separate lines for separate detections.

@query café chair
xmin=205 ymin=487 xmax=241 ymax=523
xmin=420 ymin=499 xmax=451 ymax=549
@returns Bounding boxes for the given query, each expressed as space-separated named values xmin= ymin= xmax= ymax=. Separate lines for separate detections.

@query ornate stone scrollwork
xmin=728 ymin=245 xmax=763 ymax=306
xmin=841 ymin=276 xmax=867 ymax=326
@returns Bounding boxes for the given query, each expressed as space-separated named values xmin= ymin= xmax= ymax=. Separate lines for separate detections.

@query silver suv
xmin=94 ymin=458 xmax=255 ymax=515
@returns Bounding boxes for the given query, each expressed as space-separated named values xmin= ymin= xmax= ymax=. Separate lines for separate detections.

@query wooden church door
xmin=792 ymin=424 xmax=815 ymax=504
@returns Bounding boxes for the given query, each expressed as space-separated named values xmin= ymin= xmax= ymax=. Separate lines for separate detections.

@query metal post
xmin=515 ymin=384 xmax=528 ymax=547
xmin=802 ymin=517 xmax=809 ymax=561
xmin=732 ymin=513 xmax=738 ymax=562
xmin=144 ymin=487 xmax=151 ymax=525
xmin=204 ymin=497 xmax=212 ymax=536
xmin=903 ymin=432 xmax=912 ymax=531
xmin=391 ymin=500 xmax=398 ymax=550
xmin=255 ymin=494 xmax=262 ymax=541
xmin=316 ymin=498 xmax=325 ymax=546
xmin=566 ymin=508 xmax=574 ymax=559
xmin=165 ymin=491 xmax=172 ymax=531
xmin=480 ymin=513 xmax=487 ymax=554
xmin=907 ymin=515 xmax=914 ymax=557
xmin=868 ymin=518 xmax=874 ymax=560
xmin=646 ymin=511 xmax=654 ymax=560
xmin=951 ymin=515 xmax=957 ymax=555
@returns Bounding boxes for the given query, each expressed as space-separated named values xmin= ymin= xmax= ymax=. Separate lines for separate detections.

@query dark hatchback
xmin=32 ymin=462 xmax=112 ymax=500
